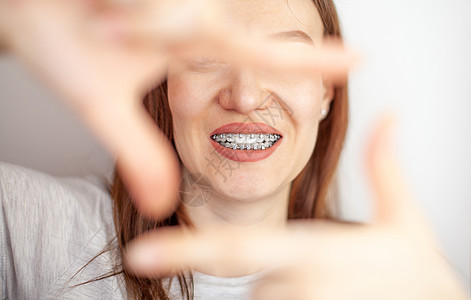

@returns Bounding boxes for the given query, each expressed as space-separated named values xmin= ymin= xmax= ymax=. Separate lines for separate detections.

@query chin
xmin=209 ymin=169 xmax=281 ymax=202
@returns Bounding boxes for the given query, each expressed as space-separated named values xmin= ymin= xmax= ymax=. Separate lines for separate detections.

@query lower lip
xmin=209 ymin=138 xmax=282 ymax=162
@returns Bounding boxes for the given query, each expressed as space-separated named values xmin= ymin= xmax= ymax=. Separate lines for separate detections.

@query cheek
xmin=167 ymin=68 xmax=227 ymax=122
xmin=263 ymin=69 xmax=322 ymax=114
xmin=281 ymin=79 xmax=324 ymax=175
xmin=167 ymin=70 xmax=224 ymax=174
xmin=168 ymin=74 xmax=204 ymax=121
xmin=167 ymin=73 xmax=205 ymax=168
xmin=167 ymin=72 xmax=215 ymax=148
xmin=269 ymin=76 xmax=323 ymax=127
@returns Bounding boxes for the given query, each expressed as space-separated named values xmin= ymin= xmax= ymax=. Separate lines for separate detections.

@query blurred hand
xmin=125 ymin=116 xmax=469 ymax=300
xmin=1 ymin=1 xmax=466 ymax=298
xmin=0 ymin=0 xmax=357 ymax=217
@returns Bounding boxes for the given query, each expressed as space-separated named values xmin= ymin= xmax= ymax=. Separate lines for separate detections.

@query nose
xmin=218 ymin=67 xmax=271 ymax=114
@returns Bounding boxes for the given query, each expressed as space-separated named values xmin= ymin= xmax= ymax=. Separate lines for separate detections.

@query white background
xmin=0 ymin=0 xmax=470 ymax=293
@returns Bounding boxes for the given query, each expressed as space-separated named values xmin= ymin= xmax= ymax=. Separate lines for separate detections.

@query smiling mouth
xmin=211 ymin=133 xmax=282 ymax=150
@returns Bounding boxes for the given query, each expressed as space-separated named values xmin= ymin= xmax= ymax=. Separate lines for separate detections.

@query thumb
xmin=365 ymin=114 xmax=432 ymax=236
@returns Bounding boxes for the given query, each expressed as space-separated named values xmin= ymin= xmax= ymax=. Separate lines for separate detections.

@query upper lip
xmin=210 ymin=122 xmax=283 ymax=136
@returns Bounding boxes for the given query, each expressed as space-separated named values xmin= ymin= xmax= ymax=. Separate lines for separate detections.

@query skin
xmin=167 ymin=0 xmax=333 ymax=246
xmin=0 ymin=0 xmax=467 ymax=298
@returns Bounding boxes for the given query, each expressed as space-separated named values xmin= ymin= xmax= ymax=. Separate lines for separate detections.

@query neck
xmin=184 ymin=185 xmax=290 ymax=230
xmin=179 ymin=172 xmax=291 ymax=276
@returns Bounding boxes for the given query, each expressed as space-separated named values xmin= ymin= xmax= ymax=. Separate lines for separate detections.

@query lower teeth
xmin=219 ymin=141 xmax=275 ymax=150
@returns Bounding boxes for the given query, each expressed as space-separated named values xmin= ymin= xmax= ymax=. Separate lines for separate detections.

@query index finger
xmin=123 ymin=221 xmax=354 ymax=277
xmin=123 ymin=226 xmax=301 ymax=277
xmin=83 ymin=100 xmax=181 ymax=218
xmin=101 ymin=0 xmax=359 ymax=81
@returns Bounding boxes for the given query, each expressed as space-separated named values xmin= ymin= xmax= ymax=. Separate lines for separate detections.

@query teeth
xmin=256 ymin=135 xmax=265 ymax=143
xmin=235 ymin=135 xmax=245 ymax=144
xmin=211 ymin=133 xmax=282 ymax=150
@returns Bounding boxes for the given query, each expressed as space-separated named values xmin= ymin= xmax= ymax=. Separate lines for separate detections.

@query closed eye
xmin=186 ymin=57 xmax=228 ymax=72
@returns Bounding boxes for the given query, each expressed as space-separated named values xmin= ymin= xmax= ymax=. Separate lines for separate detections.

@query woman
xmin=0 ymin=0 xmax=468 ymax=299
xmin=115 ymin=0 xmax=346 ymax=298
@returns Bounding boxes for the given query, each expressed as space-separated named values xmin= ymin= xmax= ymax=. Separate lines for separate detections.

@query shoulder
xmin=0 ymin=161 xmax=113 ymax=225
xmin=0 ymin=161 xmax=115 ymax=243
xmin=0 ymin=162 xmax=121 ymax=299
xmin=0 ymin=161 xmax=111 ymax=205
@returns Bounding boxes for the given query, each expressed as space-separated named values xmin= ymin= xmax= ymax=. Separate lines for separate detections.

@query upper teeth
xmin=211 ymin=133 xmax=281 ymax=150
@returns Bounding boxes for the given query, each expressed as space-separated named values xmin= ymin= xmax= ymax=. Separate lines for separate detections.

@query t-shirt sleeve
xmin=0 ymin=162 xmax=124 ymax=300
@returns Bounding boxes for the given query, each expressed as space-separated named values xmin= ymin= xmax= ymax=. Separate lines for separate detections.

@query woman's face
xmin=167 ymin=0 xmax=332 ymax=202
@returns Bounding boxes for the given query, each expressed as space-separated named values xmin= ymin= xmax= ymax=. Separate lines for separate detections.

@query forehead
xmin=220 ymin=0 xmax=324 ymax=43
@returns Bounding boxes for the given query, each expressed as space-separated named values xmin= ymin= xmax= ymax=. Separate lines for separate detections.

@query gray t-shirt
xmin=0 ymin=162 xmax=262 ymax=299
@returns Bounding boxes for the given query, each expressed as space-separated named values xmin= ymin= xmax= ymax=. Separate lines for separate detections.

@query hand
xmin=1 ymin=1 xmax=466 ymax=298
xmin=125 ymin=116 xmax=469 ymax=300
xmin=0 ymin=0 xmax=357 ymax=217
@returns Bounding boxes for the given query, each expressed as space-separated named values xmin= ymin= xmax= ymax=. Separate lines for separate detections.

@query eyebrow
xmin=270 ymin=30 xmax=314 ymax=44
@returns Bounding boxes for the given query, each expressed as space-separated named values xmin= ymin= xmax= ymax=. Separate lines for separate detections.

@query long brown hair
xmin=111 ymin=0 xmax=348 ymax=298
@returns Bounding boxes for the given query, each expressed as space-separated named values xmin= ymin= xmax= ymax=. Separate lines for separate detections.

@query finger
xmin=123 ymin=220 xmax=355 ymax=277
xmin=175 ymin=36 xmax=358 ymax=82
xmin=364 ymin=114 xmax=430 ymax=233
xmin=72 ymin=42 xmax=178 ymax=218
xmin=102 ymin=1 xmax=358 ymax=81
xmin=230 ymin=37 xmax=358 ymax=81
xmin=83 ymin=101 xmax=180 ymax=218
xmin=124 ymin=226 xmax=307 ymax=277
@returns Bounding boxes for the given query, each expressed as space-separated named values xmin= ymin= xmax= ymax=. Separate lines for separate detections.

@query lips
xmin=209 ymin=122 xmax=283 ymax=162
xmin=210 ymin=122 xmax=283 ymax=136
